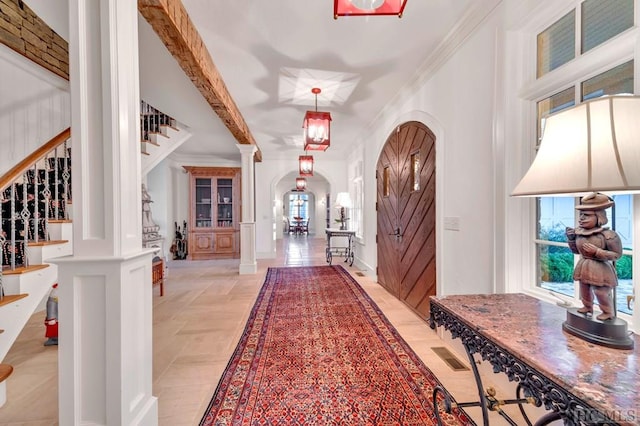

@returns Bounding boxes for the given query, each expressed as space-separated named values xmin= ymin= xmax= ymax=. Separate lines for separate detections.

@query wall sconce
xmin=295 ymin=177 xmax=307 ymax=191
xmin=303 ymin=88 xmax=331 ymax=152
xmin=334 ymin=0 xmax=408 ymax=18
xmin=299 ymin=155 xmax=314 ymax=176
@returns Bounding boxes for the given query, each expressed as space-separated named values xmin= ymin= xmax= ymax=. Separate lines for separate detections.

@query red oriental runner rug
xmin=200 ymin=265 xmax=473 ymax=425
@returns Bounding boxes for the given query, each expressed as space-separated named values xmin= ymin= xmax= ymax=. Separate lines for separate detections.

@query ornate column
xmin=237 ymin=144 xmax=257 ymax=274
xmin=52 ymin=1 xmax=157 ymax=424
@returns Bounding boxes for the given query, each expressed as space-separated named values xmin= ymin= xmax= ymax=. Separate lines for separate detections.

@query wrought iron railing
xmin=140 ymin=100 xmax=175 ymax=142
xmin=0 ymin=128 xmax=72 ymax=285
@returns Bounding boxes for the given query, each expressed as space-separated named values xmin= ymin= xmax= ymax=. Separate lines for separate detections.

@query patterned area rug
xmin=200 ymin=265 xmax=473 ymax=425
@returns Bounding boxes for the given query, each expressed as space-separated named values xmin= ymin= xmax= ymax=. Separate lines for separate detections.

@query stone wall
xmin=0 ymin=0 xmax=68 ymax=80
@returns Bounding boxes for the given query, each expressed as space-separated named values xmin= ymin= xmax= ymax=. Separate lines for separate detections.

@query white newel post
xmin=52 ymin=1 xmax=158 ymax=424
xmin=237 ymin=144 xmax=257 ymax=274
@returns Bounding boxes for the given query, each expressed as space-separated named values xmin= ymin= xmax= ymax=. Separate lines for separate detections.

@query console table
xmin=325 ymin=228 xmax=355 ymax=266
xmin=430 ymin=294 xmax=638 ymax=425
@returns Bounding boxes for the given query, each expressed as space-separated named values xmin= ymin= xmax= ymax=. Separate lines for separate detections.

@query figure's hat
xmin=575 ymin=192 xmax=614 ymax=211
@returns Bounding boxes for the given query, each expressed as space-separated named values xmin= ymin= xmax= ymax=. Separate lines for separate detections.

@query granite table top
xmin=430 ymin=293 xmax=639 ymax=425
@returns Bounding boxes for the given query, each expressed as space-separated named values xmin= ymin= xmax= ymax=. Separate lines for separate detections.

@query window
xmin=537 ymin=10 xmax=575 ymax=78
xmin=289 ymin=193 xmax=308 ymax=221
xmin=581 ymin=0 xmax=633 ymax=53
xmin=351 ymin=161 xmax=364 ymax=239
xmin=383 ymin=167 xmax=390 ymax=197
xmin=532 ymin=1 xmax=635 ymax=318
xmin=410 ymin=152 xmax=420 ymax=192
xmin=537 ymin=1 xmax=633 ymax=78
xmin=581 ymin=60 xmax=634 ymax=100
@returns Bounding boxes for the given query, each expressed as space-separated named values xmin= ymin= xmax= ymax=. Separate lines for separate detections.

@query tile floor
xmin=0 ymin=236 xmax=543 ymax=425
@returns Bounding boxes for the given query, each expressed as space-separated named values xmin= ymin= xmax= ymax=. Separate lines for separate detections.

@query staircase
xmin=141 ymin=100 xmax=191 ymax=176
xmin=0 ymin=101 xmax=188 ymax=407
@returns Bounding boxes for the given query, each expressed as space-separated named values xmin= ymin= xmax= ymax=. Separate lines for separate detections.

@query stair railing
xmin=141 ymin=100 xmax=175 ymax=142
xmin=0 ymin=128 xmax=72 ymax=280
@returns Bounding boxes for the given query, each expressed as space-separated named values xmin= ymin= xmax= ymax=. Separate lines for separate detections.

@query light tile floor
xmin=0 ymin=236 xmax=545 ymax=425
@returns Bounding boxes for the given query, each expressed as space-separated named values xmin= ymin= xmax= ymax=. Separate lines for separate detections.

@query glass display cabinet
xmin=183 ymin=166 xmax=241 ymax=259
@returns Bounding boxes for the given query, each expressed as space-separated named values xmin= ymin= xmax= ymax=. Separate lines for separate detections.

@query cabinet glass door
xmin=195 ymin=178 xmax=212 ymax=227
xmin=216 ymin=178 xmax=233 ymax=227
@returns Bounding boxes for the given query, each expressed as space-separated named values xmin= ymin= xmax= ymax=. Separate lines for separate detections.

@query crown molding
xmin=365 ymin=0 xmax=503 ymax=136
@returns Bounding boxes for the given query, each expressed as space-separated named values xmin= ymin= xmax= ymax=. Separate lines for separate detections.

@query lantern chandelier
xmin=302 ymin=88 xmax=331 ymax=152
xmin=334 ymin=0 xmax=408 ymax=18
xmin=295 ymin=177 xmax=307 ymax=191
xmin=299 ymin=154 xmax=314 ymax=177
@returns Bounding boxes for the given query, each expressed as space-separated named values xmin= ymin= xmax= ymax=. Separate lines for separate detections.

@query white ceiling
xmin=23 ymin=0 xmax=496 ymax=163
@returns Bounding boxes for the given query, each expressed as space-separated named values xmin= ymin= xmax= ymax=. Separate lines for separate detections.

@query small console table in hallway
xmin=429 ymin=293 xmax=638 ymax=426
xmin=325 ymin=228 xmax=355 ymax=266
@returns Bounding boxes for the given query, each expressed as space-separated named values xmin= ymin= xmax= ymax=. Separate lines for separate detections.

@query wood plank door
xmin=376 ymin=121 xmax=436 ymax=320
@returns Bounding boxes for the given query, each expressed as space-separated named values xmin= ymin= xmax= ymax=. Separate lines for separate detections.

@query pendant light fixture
xmin=303 ymin=88 xmax=331 ymax=152
xmin=334 ymin=0 xmax=408 ymax=18
xmin=295 ymin=177 xmax=307 ymax=191
xmin=299 ymin=155 xmax=314 ymax=176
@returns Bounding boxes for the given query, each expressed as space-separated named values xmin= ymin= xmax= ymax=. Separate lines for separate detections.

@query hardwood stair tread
xmin=2 ymin=265 xmax=49 ymax=275
xmin=0 ymin=364 xmax=13 ymax=382
xmin=160 ymin=124 xmax=179 ymax=131
xmin=0 ymin=294 xmax=29 ymax=307
xmin=142 ymin=139 xmax=160 ymax=146
xmin=28 ymin=239 xmax=68 ymax=247
xmin=48 ymin=219 xmax=72 ymax=224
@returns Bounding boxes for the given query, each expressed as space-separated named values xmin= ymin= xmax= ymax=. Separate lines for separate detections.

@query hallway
xmin=0 ymin=236 xmax=523 ymax=425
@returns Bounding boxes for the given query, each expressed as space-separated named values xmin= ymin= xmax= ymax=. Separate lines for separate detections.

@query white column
xmin=53 ymin=1 xmax=157 ymax=425
xmin=237 ymin=144 xmax=257 ymax=274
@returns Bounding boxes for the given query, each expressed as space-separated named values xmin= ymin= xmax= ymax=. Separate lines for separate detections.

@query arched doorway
xmin=376 ymin=121 xmax=436 ymax=320
xmin=274 ymin=171 xmax=330 ymax=237
xmin=284 ymin=191 xmax=315 ymax=234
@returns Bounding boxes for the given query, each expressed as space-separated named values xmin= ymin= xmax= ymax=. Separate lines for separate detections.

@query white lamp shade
xmin=512 ymin=95 xmax=640 ymax=197
xmin=335 ymin=192 xmax=352 ymax=208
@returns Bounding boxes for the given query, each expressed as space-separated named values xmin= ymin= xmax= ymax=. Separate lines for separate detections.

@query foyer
xmin=0 ymin=236 xmax=525 ymax=425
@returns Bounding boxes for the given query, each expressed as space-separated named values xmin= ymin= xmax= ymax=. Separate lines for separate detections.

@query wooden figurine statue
xmin=565 ymin=193 xmax=622 ymax=321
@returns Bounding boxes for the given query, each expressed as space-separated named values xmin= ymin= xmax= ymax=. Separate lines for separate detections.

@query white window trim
xmin=505 ymin=0 xmax=640 ymax=333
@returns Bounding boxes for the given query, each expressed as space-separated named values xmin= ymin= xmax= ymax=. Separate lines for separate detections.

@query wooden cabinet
xmin=184 ymin=166 xmax=241 ymax=259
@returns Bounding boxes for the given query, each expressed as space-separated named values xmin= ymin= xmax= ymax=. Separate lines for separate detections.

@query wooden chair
xmin=152 ymin=256 xmax=164 ymax=296
xmin=292 ymin=217 xmax=303 ymax=235
xmin=300 ymin=218 xmax=309 ymax=234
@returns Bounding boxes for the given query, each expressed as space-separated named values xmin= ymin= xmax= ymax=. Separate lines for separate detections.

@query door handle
xmin=389 ymin=227 xmax=402 ymax=241
xmin=389 ymin=227 xmax=401 ymax=236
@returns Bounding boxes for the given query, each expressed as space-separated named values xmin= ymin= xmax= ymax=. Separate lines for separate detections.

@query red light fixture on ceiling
xmin=303 ymin=88 xmax=331 ymax=152
xmin=296 ymin=177 xmax=307 ymax=191
xmin=299 ymin=155 xmax=314 ymax=176
xmin=334 ymin=0 xmax=408 ymax=18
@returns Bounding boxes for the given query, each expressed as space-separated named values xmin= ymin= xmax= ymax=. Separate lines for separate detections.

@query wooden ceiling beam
xmin=138 ymin=0 xmax=262 ymax=162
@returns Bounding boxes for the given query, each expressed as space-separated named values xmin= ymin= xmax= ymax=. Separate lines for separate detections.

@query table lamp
xmin=512 ymin=95 xmax=640 ymax=349
xmin=335 ymin=192 xmax=352 ymax=230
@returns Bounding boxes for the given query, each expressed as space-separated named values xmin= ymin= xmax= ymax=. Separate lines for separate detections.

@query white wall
xmin=348 ymin=5 xmax=505 ymax=296
xmin=0 ymin=45 xmax=70 ymax=176
xmin=145 ymin=159 xmax=172 ymax=259
xmin=171 ymin=161 xmax=191 ymax=239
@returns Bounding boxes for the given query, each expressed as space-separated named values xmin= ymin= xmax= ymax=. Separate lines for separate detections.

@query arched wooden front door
xmin=376 ymin=121 xmax=436 ymax=320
